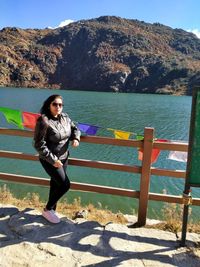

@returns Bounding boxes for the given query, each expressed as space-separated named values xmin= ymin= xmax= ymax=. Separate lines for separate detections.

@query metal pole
xmin=180 ymin=87 xmax=198 ymax=246
xmin=180 ymin=188 xmax=191 ymax=246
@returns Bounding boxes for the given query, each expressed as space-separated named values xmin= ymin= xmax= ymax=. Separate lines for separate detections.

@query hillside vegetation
xmin=1 ymin=16 xmax=200 ymax=95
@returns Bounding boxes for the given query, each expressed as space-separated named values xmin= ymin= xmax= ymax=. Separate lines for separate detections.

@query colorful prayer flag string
xmin=0 ymin=106 xmax=144 ymax=141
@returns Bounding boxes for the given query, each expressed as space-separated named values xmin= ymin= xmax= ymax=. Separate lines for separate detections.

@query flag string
xmin=0 ymin=106 xmax=188 ymax=163
xmin=0 ymin=106 xmax=143 ymax=140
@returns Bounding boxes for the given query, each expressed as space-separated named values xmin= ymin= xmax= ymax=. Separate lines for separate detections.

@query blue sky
xmin=1 ymin=0 xmax=200 ymax=37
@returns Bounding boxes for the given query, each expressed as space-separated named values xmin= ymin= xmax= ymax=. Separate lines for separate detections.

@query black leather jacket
xmin=33 ymin=113 xmax=80 ymax=165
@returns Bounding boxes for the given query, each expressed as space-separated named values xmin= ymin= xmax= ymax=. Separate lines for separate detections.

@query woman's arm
xmin=70 ymin=120 xmax=81 ymax=143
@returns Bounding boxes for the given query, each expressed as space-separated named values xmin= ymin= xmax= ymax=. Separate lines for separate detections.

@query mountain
xmin=1 ymin=16 xmax=200 ymax=95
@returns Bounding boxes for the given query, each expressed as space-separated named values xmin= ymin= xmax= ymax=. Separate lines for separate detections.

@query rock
xmin=0 ymin=204 xmax=200 ymax=266
xmin=74 ymin=209 xmax=88 ymax=219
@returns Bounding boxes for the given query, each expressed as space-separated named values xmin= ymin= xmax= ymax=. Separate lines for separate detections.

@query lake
xmin=1 ymin=87 xmax=198 ymax=221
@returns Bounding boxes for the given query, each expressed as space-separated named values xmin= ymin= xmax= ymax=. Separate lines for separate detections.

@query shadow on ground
xmin=0 ymin=205 xmax=200 ymax=267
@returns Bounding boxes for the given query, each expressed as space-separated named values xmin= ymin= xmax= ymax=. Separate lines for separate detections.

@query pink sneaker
xmin=42 ymin=209 xmax=60 ymax=224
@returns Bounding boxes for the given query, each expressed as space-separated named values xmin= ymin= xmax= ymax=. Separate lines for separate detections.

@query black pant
xmin=39 ymin=158 xmax=70 ymax=211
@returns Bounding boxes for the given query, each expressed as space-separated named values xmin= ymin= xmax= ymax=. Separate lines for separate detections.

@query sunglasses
xmin=51 ymin=102 xmax=63 ymax=108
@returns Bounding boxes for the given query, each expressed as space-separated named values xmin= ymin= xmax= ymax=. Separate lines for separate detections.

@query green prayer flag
xmin=0 ymin=107 xmax=24 ymax=129
xmin=136 ymin=134 xmax=144 ymax=140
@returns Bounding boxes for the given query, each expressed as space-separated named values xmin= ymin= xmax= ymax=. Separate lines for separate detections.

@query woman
xmin=33 ymin=94 xmax=80 ymax=223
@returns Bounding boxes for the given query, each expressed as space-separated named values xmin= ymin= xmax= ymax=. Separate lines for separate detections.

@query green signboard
xmin=187 ymin=87 xmax=200 ymax=186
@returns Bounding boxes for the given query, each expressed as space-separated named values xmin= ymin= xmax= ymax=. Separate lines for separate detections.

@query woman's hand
xmin=53 ymin=160 xmax=63 ymax=168
xmin=71 ymin=139 xmax=79 ymax=147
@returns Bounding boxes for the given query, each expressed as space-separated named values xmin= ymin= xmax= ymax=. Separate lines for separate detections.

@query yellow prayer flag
xmin=113 ymin=130 xmax=131 ymax=140
xmin=107 ymin=128 xmax=132 ymax=140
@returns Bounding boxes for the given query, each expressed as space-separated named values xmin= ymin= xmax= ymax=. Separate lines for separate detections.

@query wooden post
xmin=137 ymin=127 xmax=154 ymax=226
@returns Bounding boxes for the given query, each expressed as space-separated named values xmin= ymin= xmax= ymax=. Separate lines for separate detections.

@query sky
xmin=0 ymin=0 xmax=200 ymax=37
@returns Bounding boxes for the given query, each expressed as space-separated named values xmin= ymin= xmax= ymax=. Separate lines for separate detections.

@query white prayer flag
xmin=168 ymin=151 xmax=188 ymax=162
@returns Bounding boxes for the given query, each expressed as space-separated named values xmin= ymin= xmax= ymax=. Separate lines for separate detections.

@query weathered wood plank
xmin=138 ymin=127 xmax=154 ymax=226
xmin=0 ymin=172 xmax=139 ymax=197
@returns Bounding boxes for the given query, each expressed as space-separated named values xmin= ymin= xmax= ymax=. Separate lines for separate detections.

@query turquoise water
xmin=0 ymin=87 xmax=199 ymax=220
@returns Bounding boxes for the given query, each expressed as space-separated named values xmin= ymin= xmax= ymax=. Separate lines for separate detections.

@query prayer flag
xmin=113 ymin=130 xmax=131 ymax=140
xmin=0 ymin=107 xmax=23 ymax=129
xmin=138 ymin=148 xmax=161 ymax=163
xmin=107 ymin=128 xmax=132 ymax=140
xmin=138 ymin=139 xmax=168 ymax=164
xmin=22 ymin=111 xmax=40 ymax=130
xmin=77 ymin=123 xmax=99 ymax=135
xmin=136 ymin=134 xmax=144 ymax=140
xmin=168 ymin=151 xmax=188 ymax=162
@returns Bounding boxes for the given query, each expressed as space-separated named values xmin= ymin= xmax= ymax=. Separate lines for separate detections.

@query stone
xmin=0 ymin=204 xmax=200 ymax=267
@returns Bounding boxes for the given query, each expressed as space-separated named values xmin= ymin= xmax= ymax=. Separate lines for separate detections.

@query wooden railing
xmin=0 ymin=127 xmax=199 ymax=226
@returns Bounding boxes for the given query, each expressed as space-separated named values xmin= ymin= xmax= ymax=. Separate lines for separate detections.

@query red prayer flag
xmin=22 ymin=111 xmax=40 ymax=130
xmin=138 ymin=139 xmax=168 ymax=164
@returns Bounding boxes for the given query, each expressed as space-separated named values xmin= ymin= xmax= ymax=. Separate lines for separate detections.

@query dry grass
xmin=145 ymin=202 xmax=200 ymax=234
xmin=0 ymin=185 xmax=127 ymax=225
xmin=1 ymin=184 xmax=200 ymax=232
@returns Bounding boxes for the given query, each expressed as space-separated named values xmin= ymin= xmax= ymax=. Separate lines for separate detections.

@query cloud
xmin=58 ymin=19 xmax=74 ymax=27
xmin=48 ymin=19 xmax=74 ymax=29
xmin=187 ymin=29 xmax=200 ymax=39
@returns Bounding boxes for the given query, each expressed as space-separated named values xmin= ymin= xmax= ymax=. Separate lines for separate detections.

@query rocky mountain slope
xmin=1 ymin=16 xmax=200 ymax=95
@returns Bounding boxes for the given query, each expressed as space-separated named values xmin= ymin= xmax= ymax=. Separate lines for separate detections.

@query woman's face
xmin=50 ymin=97 xmax=63 ymax=117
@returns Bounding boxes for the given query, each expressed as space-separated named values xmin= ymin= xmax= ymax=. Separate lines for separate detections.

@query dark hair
xmin=40 ymin=94 xmax=63 ymax=117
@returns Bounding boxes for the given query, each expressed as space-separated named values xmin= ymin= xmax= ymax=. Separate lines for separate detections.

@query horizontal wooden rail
xmin=0 ymin=149 xmax=186 ymax=178
xmin=1 ymin=172 xmax=199 ymax=206
xmin=0 ymin=172 xmax=139 ymax=198
xmin=0 ymin=128 xmax=142 ymax=147
xmin=0 ymin=128 xmax=188 ymax=150
xmin=0 ymin=128 xmax=34 ymax=138
xmin=81 ymin=135 xmax=142 ymax=147
xmin=0 ymin=150 xmax=39 ymax=161
xmin=154 ymin=140 xmax=188 ymax=152
xmin=151 ymin=167 xmax=186 ymax=179
xmin=69 ymin=158 xmax=141 ymax=173
xmin=0 ymin=150 xmax=141 ymax=173
xmin=148 ymin=192 xmax=200 ymax=206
